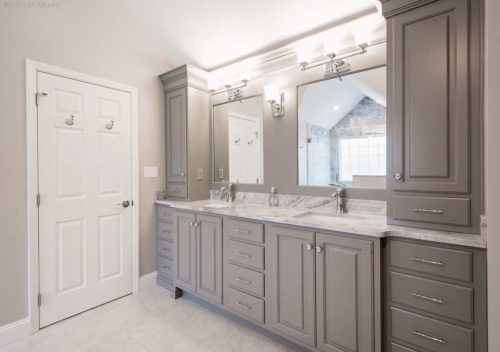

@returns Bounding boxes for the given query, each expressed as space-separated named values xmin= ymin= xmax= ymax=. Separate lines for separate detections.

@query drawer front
xmin=158 ymin=256 xmax=174 ymax=279
xmin=158 ymin=239 xmax=174 ymax=259
xmin=389 ymin=241 xmax=472 ymax=282
xmin=225 ymin=287 xmax=265 ymax=324
xmin=392 ymin=196 xmax=470 ymax=227
xmin=167 ymin=183 xmax=188 ymax=198
xmin=227 ymin=264 xmax=265 ymax=297
xmin=390 ymin=342 xmax=418 ymax=352
xmin=391 ymin=307 xmax=473 ymax=352
xmin=157 ymin=206 xmax=174 ymax=223
xmin=391 ymin=272 xmax=473 ymax=323
xmin=227 ymin=239 xmax=264 ymax=270
xmin=225 ymin=219 xmax=264 ymax=244
xmin=157 ymin=221 xmax=173 ymax=241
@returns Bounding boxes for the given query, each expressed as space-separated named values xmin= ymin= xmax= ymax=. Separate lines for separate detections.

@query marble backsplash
xmin=210 ymin=190 xmax=386 ymax=216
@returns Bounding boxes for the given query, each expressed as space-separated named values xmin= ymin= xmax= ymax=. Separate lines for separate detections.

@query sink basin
xmin=259 ymin=209 xmax=307 ymax=218
xmin=292 ymin=212 xmax=364 ymax=224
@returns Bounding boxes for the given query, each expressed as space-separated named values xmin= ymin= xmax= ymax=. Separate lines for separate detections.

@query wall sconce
xmin=264 ymin=85 xmax=285 ymax=118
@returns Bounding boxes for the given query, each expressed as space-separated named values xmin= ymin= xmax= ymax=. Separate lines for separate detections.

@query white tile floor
xmin=1 ymin=284 xmax=290 ymax=352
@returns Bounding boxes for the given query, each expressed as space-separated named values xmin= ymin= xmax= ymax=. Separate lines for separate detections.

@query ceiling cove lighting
xmin=264 ymin=85 xmax=285 ymax=118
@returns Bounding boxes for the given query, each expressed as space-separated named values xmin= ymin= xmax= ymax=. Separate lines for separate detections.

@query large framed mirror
xmin=212 ymin=95 xmax=264 ymax=184
xmin=298 ymin=66 xmax=386 ymax=189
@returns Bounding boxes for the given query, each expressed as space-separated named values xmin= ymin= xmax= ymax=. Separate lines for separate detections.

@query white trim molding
xmin=0 ymin=318 xmax=30 ymax=348
xmin=25 ymin=60 xmax=140 ymax=338
xmin=139 ymin=271 xmax=158 ymax=291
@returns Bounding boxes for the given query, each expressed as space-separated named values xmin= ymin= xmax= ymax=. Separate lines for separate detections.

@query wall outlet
xmin=197 ymin=168 xmax=204 ymax=181
xmin=144 ymin=166 xmax=158 ymax=178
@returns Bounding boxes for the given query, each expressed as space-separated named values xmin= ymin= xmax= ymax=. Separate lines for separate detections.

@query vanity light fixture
xmin=209 ymin=79 xmax=249 ymax=100
xmin=264 ymin=85 xmax=285 ymax=118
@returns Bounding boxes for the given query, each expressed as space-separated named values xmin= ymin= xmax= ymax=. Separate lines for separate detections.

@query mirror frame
xmin=210 ymin=94 xmax=265 ymax=186
xmin=295 ymin=64 xmax=388 ymax=197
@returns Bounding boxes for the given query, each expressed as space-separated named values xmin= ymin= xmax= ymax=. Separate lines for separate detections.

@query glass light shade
xmin=264 ymin=85 xmax=279 ymax=102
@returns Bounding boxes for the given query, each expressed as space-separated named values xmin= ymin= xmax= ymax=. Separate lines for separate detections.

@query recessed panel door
xmin=38 ymin=72 xmax=133 ymax=327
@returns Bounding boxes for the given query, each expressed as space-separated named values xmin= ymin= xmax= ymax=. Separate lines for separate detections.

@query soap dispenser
xmin=269 ymin=187 xmax=279 ymax=207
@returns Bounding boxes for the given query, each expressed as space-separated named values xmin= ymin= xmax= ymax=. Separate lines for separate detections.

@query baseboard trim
xmin=0 ymin=317 xmax=30 ymax=348
xmin=139 ymin=271 xmax=157 ymax=291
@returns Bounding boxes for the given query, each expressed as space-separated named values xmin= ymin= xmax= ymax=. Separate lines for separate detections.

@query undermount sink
xmin=259 ymin=208 xmax=307 ymax=218
xmin=292 ymin=212 xmax=364 ymax=224
xmin=201 ymin=203 xmax=232 ymax=209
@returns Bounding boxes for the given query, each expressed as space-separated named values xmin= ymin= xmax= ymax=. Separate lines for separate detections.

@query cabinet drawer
xmin=157 ymin=221 xmax=173 ymax=241
xmin=227 ymin=240 xmax=264 ymax=270
xmin=389 ymin=241 xmax=472 ymax=282
xmin=392 ymin=196 xmax=470 ymax=227
xmin=157 ymin=206 xmax=174 ymax=223
xmin=158 ymin=239 xmax=173 ymax=259
xmin=227 ymin=264 xmax=264 ymax=297
xmin=390 ymin=342 xmax=417 ymax=352
xmin=158 ymin=256 xmax=174 ymax=279
xmin=391 ymin=272 xmax=473 ymax=323
xmin=225 ymin=287 xmax=265 ymax=324
xmin=225 ymin=219 xmax=264 ymax=244
xmin=167 ymin=183 xmax=188 ymax=198
xmin=391 ymin=307 xmax=473 ymax=352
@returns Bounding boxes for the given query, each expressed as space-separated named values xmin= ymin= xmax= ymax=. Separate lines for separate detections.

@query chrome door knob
xmin=121 ymin=200 xmax=130 ymax=208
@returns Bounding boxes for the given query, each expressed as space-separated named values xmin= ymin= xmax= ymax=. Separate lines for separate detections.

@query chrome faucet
xmin=329 ymin=182 xmax=347 ymax=214
xmin=220 ymin=183 xmax=233 ymax=203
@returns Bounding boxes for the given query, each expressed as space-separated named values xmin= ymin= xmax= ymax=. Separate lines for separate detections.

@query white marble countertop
xmin=155 ymin=199 xmax=487 ymax=248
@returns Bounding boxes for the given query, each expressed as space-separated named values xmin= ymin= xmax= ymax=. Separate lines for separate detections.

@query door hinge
xmin=37 ymin=293 xmax=42 ymax=307
xmin=131 ymin=200 xmax=134 ymax=206
xmin=36 ymin=193 xmax=41 ymax=207
xmin=35 ymin=92 xmax=48 ymax=106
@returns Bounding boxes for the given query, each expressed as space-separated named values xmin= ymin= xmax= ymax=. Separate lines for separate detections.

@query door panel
xmin=391 ymin=0 xmax=469 ymax=193
xmin=38 ymin=72 xmax=133 ymax=327
xmin=174 ymin=211 xmax=196 ymax=292
xmin=196 ymin=214 xmax=222 ymax=304
xmin=316 ymin=234 xmax=374 ymax=352
xmin=268 ymin=226 xmax=315 ymax=347
xmin=166 ymin=88 xmax=187 ymax=183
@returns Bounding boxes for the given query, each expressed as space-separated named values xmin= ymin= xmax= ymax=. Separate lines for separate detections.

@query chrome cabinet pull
xmin=316 ymin=246 xmax=323 ymax=253
xmin=235 ymin=277 xmax=251 ymax=285
xmin=235 ymin=228 xmax=251 ymax=234
xmin=413 ymin=330 xmax=446 ymax=345
xmin=394 ymin=172 xmax=403 ymax=181
xmin=180 ymin=172 xmax=185 ymax=177
xmin=413 ymin=208 xmax=445 ymax=215
xmin=65 ymin=115 xmax=75 ymax=126
xmin=412 ymin=292 xmax=446 ymax=305
xmin=163 ymin=248 xmax=170 ymax=252
xmin=236 ymin=251 xmax=252 ymax=258
xmin=162 ymin=229 xmax=170 ymax=234
xmin=163 ymin=265 xmax=171 ymax=270
xmin=236 ymin=302 xmax=252 ymax=310
xmin=305 ymin=243 xmax=313 ymax=251
xmin=411 ymin=257 xmax=446 ymax=267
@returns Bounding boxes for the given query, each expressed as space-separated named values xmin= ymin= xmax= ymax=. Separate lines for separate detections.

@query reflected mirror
xmin=213 ymin=95 xmax=264 ymax=184
xmin=298 ymin=66 xmax=386 ymax=189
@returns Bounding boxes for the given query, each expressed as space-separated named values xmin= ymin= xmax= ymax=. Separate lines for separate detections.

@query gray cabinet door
xmin=174 ymin=211 xmax=196 ymax=292
xmin=316 ymin=233 xmax=374 ymax=352
xmin=165 ymin=88 xmax=187 ymax=183
xmin=268 ymin=225 xmax=315 ymax=347
xmin=389 ymin=0 xmax=469 ymax=193
xmin=196 ymin=214 xmax=223 ymax=304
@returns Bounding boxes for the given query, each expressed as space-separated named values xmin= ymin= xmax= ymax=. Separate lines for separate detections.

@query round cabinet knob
xmin=305 ymin=244 xmax=313 ymax=251
xmin=394 ymin=172 xmax=403 ymax=181
xmin=316 ymin=246 xmax=323 ymax=253
xmin=180 ymin=172 xmax=185 ymax=177
xmin=119 ymin=200 xmax=130 ymax=208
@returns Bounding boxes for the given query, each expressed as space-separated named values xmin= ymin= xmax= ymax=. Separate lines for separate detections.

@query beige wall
xmin=486 ymin=0 xmax=500 ymax=350
xmin=0 ymin=0 xmax=170 ymax=327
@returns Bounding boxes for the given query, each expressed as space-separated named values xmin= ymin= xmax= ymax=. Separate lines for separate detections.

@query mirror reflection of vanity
xmin=212 ymin=95 xmax=264 ymax=184
xmin=298 ymin=66 xmax=386 ymax=189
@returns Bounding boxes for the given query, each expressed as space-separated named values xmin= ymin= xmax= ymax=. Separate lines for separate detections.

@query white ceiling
xmin=125 ymin=0 xmax=378 ymax=70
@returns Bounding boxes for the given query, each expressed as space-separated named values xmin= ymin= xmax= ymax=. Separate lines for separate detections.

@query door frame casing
xmin=25 ymin=60 xmax=140 ymax=333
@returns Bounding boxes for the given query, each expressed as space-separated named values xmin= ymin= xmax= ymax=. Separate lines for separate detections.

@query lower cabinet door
xmin=174 ymin=211 xmax=196 ymax=292
xmin=196 ymin=214 xmax=223 ymax=304
xmin=316 ymin=233 xmax=374 ymax=352
xmin=268 ymin=225 xmax=316 ymax=347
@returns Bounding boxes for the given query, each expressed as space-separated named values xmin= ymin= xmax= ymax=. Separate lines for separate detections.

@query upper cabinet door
xmin=166 ymin=88 xmax=187 ymax=183
xmin=268 ymin=225 xmax=316 ymax=347
xmin=196 ymin=214 xmax=223 ymax=304
xmin=316 ymin=234 xmax=374 ymax=352
xmin=390 ymin=0 xmax=469 ymax=193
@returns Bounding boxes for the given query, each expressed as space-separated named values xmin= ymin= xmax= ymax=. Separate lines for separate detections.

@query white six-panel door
xmin=37 ymin=72 xmax=133 ymax=327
